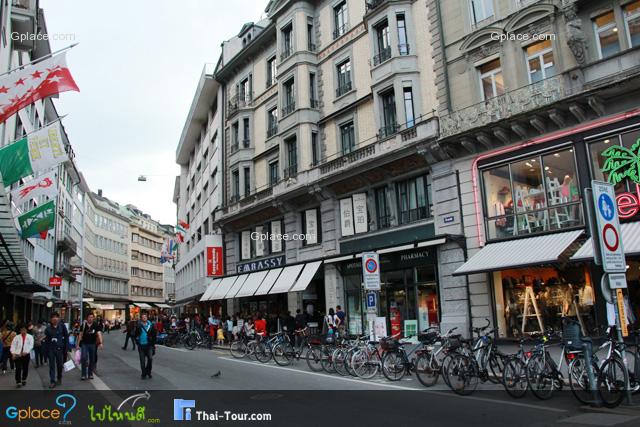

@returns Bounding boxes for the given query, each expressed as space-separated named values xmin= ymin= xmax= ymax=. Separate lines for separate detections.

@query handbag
xmin=73 ymin=349 xmax=81 ymax=365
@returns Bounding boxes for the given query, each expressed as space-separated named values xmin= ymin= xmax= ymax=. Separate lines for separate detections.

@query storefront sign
xmin=362 ymin=253 xmax=380 ymax=290
xmin=305 ymin=209 xmax=318 ymax=245
xmin=206 ymin=246 xmax=224 ymax=277
xmin=343 ymin=248 xmax=435 ymax=275
xmin=340 ymin=198 xmax=355 ymax=237
xmin=49 ymin=276 xmax=62 ymax=287
xmin=271 ymin=220 xmax=282 ymax=253
xmin=236 ymin=255 xmax=286 ymax=274
xmin=353 ymin=193 xmax=368 ymax=234
xmin=98 ymin=304 xmax=115 ymax=310
xmin=404 ymin=320 xmax=418 ymax=338
xmin=71 ymin=266 xmax=83 ymax=275
xmin=616 ymin=289 xmax=629 ymax=337
xmin=592 ymin=180 xmax=626 ymax=272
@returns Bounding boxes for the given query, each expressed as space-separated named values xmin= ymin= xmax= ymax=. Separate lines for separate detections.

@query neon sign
xmin=616 ymin=184 xmax=640 ymax=219
xmin=600 ymin=139 xmax=640 ymax=219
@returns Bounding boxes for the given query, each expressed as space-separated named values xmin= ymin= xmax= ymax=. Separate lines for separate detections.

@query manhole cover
xmin=250 ymin=393 xmax=284 ymax=401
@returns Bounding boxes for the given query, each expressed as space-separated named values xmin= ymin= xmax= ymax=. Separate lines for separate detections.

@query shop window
xmin=589 ymin=130 xmax=640 ymax=194
xmin=525 ymin=40 xmax=556 ymax=83
xmin=541 ymin=149 xmax=581 ymax=231
xmin=593 ymin=11 xmax=620 ymax=59
xmin=624 ymin=1 xmax=640 ymax=48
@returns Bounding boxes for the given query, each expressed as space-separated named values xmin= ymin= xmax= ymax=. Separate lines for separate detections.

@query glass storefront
xmin=493 ymin=265 xmax=596 ymax=338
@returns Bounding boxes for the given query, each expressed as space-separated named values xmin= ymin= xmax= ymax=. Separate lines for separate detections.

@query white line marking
xmin=422 ymin=390 xmax=568 ymax=413
xmin=156 ymin=345 xmax=190 ymax=353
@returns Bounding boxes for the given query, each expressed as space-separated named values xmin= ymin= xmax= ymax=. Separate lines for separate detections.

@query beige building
xmin=127 ymin=206 xmax=165 ymax=304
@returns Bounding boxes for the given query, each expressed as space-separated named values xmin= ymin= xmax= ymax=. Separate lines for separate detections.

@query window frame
xmin=339 ymin=120 xmax=355 ymax=154
xmin=478 ymin=58 xmax=504 ymax=100
xmin=334 ymin=1 xmax=348 ymax=39
xmin=593 ymin=11 xmax=621 ymax=60
xmin=624 ymin=1 xmax=640 ymax=48
xmin=470 ymin=0 xmax=494 ymax=25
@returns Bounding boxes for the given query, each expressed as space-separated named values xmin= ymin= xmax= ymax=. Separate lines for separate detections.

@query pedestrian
xmin=254 ymin=314 xmax=267 ymax=341
xmin=1 ymin=321 xmax=16 ymax=373
xmin=104 ymin=320 xmax=111 ymax=334
xmin=44 ymin=312 xmax=69 ymax=388
xmin=216 ymin=325 xmax=225 ymax=346
xmin=323 ymin=308 xmax=339 ymax=335
xmin=77 ymin=313 xmax=103 ymax=380
xmin=122 ymin=318 xmax=136 ymax=351
xmin=133 ymin=312 xmax=156 ymax=380
xmin=33 ymin=320 xmax=46 ymax=367
xmin=336 ymin=305 xmax=346 ymax=337
xmin=225 ymin=316 xmax=234 ymax=343
xmin=10 ymin=324 xmax=33 ymax=388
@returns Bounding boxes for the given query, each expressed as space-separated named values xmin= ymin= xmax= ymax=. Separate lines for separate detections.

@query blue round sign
xmin=598 ymin=193 xmax=615 ymax=221
xmin=365 ymin=259 xmax=378 ymax=273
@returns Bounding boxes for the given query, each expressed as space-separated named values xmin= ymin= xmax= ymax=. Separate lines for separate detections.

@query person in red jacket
xmin=254 ymin=314 xmax=267 ymax=340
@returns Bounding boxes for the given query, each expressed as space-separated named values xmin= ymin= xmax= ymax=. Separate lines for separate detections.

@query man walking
xmin=122 ymin=318 xmax=136 ymax=350
xmin=44 ymin=312 xmax=69 ymax=388
xmin=77 ymin=313 xmax=103 ymax=380
xmin=10 ymin=324 xmax=33 ymax=387
xmin=134 ymin=312 xmax=156 ymax=379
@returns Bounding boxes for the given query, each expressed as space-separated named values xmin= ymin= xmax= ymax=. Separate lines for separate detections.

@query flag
xmin=175 ymin=232 xmax=184 ymax=243
xmin=160 ymin=238 xmax=176 ymax=263
xmin=10 ymin=170 xmax=57 ymax=207
xmin=0 ymin=122 xmax=67 ymax=186
xmin=0 ymin=52 xmax=79 ymax=124
xmin=178 ymin=220 xmax=190 ymax=230
xmin=18 ymin=200 xmax=55 ymax=239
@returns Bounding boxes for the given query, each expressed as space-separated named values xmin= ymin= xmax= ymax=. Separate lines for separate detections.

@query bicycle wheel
xmin=321 ymin=346 xmax=336 ymax=373
xmin=415 ymin=352 xmax=439 ymax=387
xmin=184 ymin=335 xmax=196 ymax=350
xmin=254 ymin=342 xmax=272 ymax=363
xmin=382 ymin=351 xmax=406 ymax=381
xmin=344 ymin=348 xmax=359 ymax=377
xmin=568 ymin=356 xmax=600 ymax=405
xmin=488 ymin=353 xmax=505 ymax=384
xmin=446 ymin=354 xmax=478 ymax=396
xmin=440 ymin=353 xmax=457 ymax=388
xmin=526 ymin=354 xmax=557 ymax=400
xmin=599 ymin=357 xmax=628 ymax=408
xmin=273 ymin=343 xmax=292 ymax=366
xmin=306 ymin=346 xmax=324 ymax=372
xmin=229 ymin=340 xmax=247 ymax=359
xmin=333 ymin=349 xmax=349 ymax=376
xmin=503 ymin=358 xmax=528 ymax=398
xmin=352 ymin=350 xmax=379 ymax=380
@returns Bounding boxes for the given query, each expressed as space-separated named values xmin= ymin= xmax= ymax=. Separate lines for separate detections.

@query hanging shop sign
xmin=352 ymin=193 xmax=368 ymax=234
xmin=340 ymin=198 xmax=355 ymax=237
xmin=236 ymin=255 xmax=286 ymax=274
xmin=601 ymin=142 xmax=640 ymax=219
xmin=49 ymin=276 xmax=62 ymax=287
xmin=206 ymin=246 xmax=224 ymax=277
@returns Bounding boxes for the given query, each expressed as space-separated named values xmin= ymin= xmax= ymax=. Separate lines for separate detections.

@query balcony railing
xmin=398 ymin=206 xmax=432 ymax=225
xmin=229 ymin=194 xmax=240 ymax=204
xmin=283 ymin=164 xmax=298 ymax=179
xmin=282 ymin=102 xmax=296 ymax=117
xmin=377 ymin=215 xmax=392 ymax=230
xmin=242 ymin=138 xmax=251 ymax=148
xmin=372 ymin=46 xmax=392 ymax=66
xmin=228 ymin=94 xmax=252 ymax=117
xmin=310 ymin=99 xmax=320 ymax=109
xmin=378 ymin=122 xmax=399 ymax=140
xmin=333 ymin=24 xmax=348 ymax=40
xmin=398 ymin=44 xmax=410 ymax=56
xmin=267 ymin=125 xmax=278 ymax=138
xmin=230 ymin=141 xmax=239 ymax=153
xmin=281 ymin=46 xmax=293 ymax=61
xmin=336 ymin=80 xmax=353 ymax=97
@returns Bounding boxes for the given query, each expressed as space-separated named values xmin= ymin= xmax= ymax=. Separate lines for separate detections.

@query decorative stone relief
xmin=563 ymin=3 xmax=587 ymax=66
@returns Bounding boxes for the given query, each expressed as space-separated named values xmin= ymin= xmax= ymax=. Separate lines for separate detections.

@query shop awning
xmin=235 ymin=270 xmax=269 ymax=298
xmin=209 ymin=276 xmax=239 ymax=301
xmin=133 ymin=303 xmax=153 ymax=309
xmin=453 ymin=230 xmax=583 ymax=276
xmin=571 ymin=222 xmax=640 ymax=261
xmin=155 ymin=303 xmax=171 ymax=308
xmin=224 ymin=274 xmax=250 ymax=298
xmin=254 ymin=268 xmax=283 ymax=296
xmin=268 ymin=264 xmax=305 ymax=294
xmin=0 ymin=185 xmax=31 ymax=287
xmin=289 ymin=261 xmax=323 ymax=292
xmin=199 ymin=278 xmax=222 ymax=302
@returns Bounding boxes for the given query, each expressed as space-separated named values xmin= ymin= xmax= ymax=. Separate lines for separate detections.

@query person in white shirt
xmin=10 ymin=324 xmax=34 ymax=387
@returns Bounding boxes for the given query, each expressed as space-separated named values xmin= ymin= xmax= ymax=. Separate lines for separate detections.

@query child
xmin=216 ymin=326 xmax=225 ymax=346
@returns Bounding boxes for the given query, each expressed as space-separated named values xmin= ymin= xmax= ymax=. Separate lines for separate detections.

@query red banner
xmin=49 ymin=276 xmax=62 ymax=287
xmin=206 ymin=247 xmax=223 ymax=277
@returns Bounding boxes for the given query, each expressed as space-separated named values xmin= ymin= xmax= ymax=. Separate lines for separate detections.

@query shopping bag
xmin=73 ymin=349 xmax=81 ymax=365
xmin=63 ymin=359 xmax=75 ymax=372
xmin=30 ymin=350 xmax=35 ymax=360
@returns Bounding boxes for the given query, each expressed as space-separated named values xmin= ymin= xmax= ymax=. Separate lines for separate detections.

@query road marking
xmin=156 ymin=345 xmax=190 ymax=353
xmin=421 ymin=390 xmax=568 ymax=413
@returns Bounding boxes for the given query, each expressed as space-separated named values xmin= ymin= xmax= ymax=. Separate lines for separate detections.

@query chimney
xmin=98 ymin=189 xmax=103 ymax=197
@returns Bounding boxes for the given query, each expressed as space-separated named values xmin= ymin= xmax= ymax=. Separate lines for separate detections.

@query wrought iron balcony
xmin=333 ymin=24 xmax=348 ymax=40
xmin=372 ymin=46 xmax=392 ymax=66
xmin=366 ymin=0 xmax=386 ymax=11
xmin=336 ymin=80 xmax=353 ymax=97
xmin=242 ymin=138 xmax=251 ymax=148
xmin=378 ymin=122 xmax=399 ymax=140
xmin=282 ymin=102 xmax=296 ymax=117
xmin=267 ymin=125 xmax=278 ymax=138
xmin=398 ymin=44 xmax=410 ymax=56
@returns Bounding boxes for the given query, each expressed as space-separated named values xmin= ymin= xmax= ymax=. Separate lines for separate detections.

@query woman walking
xmin=10 ymin=324 xmax=34 ymax=387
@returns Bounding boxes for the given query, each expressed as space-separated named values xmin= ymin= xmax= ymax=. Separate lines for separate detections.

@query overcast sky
xmin=40 ymin=0 xmax=267 ymax=225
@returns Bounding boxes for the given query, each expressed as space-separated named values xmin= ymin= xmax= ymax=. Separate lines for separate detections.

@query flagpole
xmin=0 ymin=43 xmax=79 ymax=79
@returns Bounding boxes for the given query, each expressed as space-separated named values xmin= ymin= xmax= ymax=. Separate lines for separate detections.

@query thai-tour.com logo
xmin=5 ymin=393 xmax=76 ymax=424
xmin=173 ymin=399 xmax=272 ymax=422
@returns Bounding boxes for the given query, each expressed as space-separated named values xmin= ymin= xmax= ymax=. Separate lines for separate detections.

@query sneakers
xmin=16 ymin=382 xmax=21 ymax=388
xmin=56 ymin=379 xmax=62 ymax=385
xmin=141 ymin=374 xmax=146 ymax=380
xmin=49 ymin=382 xmax=56 ymax=389
xmin=21 ymin=381 xmax=26 ymax=386
xmin=88 ymin=375 xmax=94 ymax=379
xmin=80 ymin=376 xmax=86 ymax=381
xmin=147 ymin=373 xmax=152 ymax=379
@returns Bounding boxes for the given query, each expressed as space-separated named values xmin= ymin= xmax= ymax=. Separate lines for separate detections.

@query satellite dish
xmin=138 ymin=175 xmax=147 ymax=182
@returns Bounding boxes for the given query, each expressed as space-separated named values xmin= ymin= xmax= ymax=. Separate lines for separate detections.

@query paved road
xmin=2 ymin=331 xmax=639 ymax=426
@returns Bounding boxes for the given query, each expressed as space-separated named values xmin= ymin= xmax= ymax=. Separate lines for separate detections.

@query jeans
xmin=14 ymin=355 xmax=29 ymax=383
xmin=138 ymin=344 xmax=153 ymax=376
xmin=123 ymin=333 xmax=136 ymax=350
xmin=34 ymin=345 xmax=45 ymax=366
xmin=81 ymin=344 xmax=97 ymax=377
xmin=1 ymin=347 xmax=14 ymax=371
xmin=48 ymin=347 xmax=64 ymax=383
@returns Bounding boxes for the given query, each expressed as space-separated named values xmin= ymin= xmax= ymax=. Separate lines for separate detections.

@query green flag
xmin=0 ymin=123 xmax=67 ymax=186
xmin=18 ymin=200 xmax=56 ymax=239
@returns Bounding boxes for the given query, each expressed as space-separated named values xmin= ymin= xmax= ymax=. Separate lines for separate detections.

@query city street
xmin=1 ymin=332 xmax=639 ymax=426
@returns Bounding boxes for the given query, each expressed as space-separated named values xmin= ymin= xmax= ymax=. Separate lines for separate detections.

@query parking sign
xmin=362 ymin=252 xmax=380 ymax=290
xmin=366 ymin=291 xmax=377 ymax=313
xmin=592 ymin=180 xmax=626 ymax=272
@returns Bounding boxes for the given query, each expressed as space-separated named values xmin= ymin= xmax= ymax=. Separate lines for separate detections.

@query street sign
xmin=592 ymin=181 xmax=626 ymax=272
xmin=366 ymin=291 xmax=377 ymax=313
xmin=362 ymin=252 xmax=381 ymax=290
xmin=49 ymin=276 xmax=62 ymax=287
xmin=608 ymin=273 xmax=628 ymax=289
xmin=616 ymin=289 xmax=629 ymax=337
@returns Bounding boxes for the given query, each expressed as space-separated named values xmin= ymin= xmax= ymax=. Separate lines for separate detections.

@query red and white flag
xmin=0 ymin=52 xmax=79 ymax=124
xmin=10 ymin=170 xmax=58 ymax=208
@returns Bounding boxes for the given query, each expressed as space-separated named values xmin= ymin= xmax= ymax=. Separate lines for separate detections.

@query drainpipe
xmin=456 ymin=170 xmax=473 ymax=337
xmin=435 ymin=0 xmax=452 ymax=112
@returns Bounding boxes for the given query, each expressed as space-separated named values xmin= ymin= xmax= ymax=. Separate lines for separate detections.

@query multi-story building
xmin=432 ymin=0 xmax=640 ymax=336
xmin=159 ymin=223 xmax=176 ymax=307
xmin=194 ymin=0 xmax=442 ymax=336
xmin=82 ymin=190 xmax=131 ymax=321
xmin=174 ymin=64 xmax=224 ymax=313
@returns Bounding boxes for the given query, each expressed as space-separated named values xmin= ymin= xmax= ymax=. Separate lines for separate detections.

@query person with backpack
xmin=133 ymin=312 xmax=157 ymax=379
xmin=76 ymin=313 xmax=103 ymax=380
xmin=44 ymin=312 xmax=69 ymax=388
xmin=122 ymin=318 xmax=137 ymax=350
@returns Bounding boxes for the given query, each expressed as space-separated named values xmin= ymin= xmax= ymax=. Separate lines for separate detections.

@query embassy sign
xmin=236 ymin=255 xmax=286 ymax=273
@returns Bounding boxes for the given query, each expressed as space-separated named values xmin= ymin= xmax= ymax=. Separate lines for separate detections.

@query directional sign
xmin=362 ymin=253 xmax=380 ymax=290
xmin=592 ymin=181 xmax=626 ymax=272
xmin=366 ymin=291 xmax=377 ymax=313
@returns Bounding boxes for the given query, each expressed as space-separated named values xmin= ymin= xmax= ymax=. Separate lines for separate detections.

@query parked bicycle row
xmin=227 ymin=317 xmax=640 ymax=408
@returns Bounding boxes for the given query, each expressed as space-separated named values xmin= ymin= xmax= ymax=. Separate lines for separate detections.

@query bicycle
xmin=413 ymin=327 xmax=458 ymax=387
xmin=350 ymin=338 xmax=387 ymax=380
xmin=380 ymin=334 xmax=429 ymax=382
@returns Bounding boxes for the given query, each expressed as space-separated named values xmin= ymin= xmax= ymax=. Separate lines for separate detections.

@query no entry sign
xmin=592 ymin=181 xmax=626 ymax=272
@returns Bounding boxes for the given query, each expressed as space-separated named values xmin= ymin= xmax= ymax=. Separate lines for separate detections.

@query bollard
xmin=583 ymin=341 xmax=602 ymax=407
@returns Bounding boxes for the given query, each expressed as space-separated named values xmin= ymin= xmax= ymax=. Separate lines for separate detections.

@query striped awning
xmin=454 ymin=230 xmax=583 ymax=276
xmin=571 ymin=222 xmax=640 ymax=261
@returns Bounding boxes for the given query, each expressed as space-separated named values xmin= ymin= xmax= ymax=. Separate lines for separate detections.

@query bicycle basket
xmin=562 ymin=317 xmax=582 ymax=351
xmin=380 ymin=337 xmax=400 ymax=350
xmin=418 ymin=331 xmax=438 ymax=344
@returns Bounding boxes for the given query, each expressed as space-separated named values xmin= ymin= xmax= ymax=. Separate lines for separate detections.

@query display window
xmin=493 ymin=266 xmax=596 ymax=338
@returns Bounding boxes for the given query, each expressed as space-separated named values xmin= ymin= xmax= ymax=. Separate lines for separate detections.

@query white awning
xmin=289 ymin=261 xmax=323 ymax=292
xmin=254 ymin=268 xmax=283 ymax=296
xmin=209 ymin=276 xmax=239 ymax=301
xmin=155 ymin=303 xmax=171 ymax=308
xmin=268 ymin=264 xmax=305 ymax=294
xmin=224 ymin=274 xmax=250 ymax=298
xmin=572 ymin=222 xmax=640 ymax=261
xmin=454 ymin=230 xmax=583 ymax=276
xmin=134 ymin=303 xmax=153 ymax=309
xmin=235 ymin=271 xmax=269 ymax=298
xmin=199 ymin=278 xmax=222 ymax=302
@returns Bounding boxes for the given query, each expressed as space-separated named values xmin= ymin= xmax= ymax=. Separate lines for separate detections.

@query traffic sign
xmin=362 ymin=253 xmax=380 ymax=290
xmin=592 ymin=181 xmax=626 ymax=272
xmin=366 ymin=291 xmax=377 ymax=313
xmin=608 ymin=273 xmax=628 ymax=289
